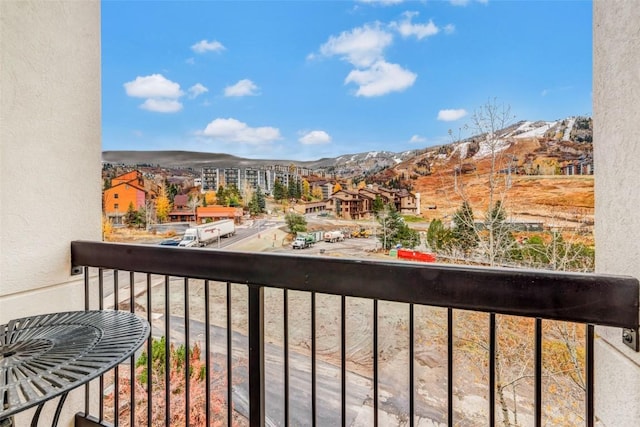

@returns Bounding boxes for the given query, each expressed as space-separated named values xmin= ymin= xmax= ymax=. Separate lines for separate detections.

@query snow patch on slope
xmin=563 ymin=117 xmax=576 ymax=141
xmin=512 ymin=121 xmax=557 ymax=139
xmin=453 ymin=142 xmax=469 ymax=160
xmin=473 ymin=137 xmax=510 ymax=159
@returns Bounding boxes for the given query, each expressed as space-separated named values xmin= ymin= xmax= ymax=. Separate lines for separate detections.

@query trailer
xmin=178 ymin=219 xmax=235 ymax=247
xmin=324 ymin=230 xmax=344 ymax=243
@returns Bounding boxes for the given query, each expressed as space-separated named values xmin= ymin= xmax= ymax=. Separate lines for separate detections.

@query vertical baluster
xmin=311 ymin=292 xmax=317 ymax=427
xmin=146 ymin=274 xmax=152 ymax=426
xmin=535 ymin=318 xmax=542 ymax=427
xmin=227 ymin=282 xmax=233 ymax=426
xmin=204 ymin=280 xmax=211 ymax=427
xmin=84 ymin=267 xmax=90 ymax=415
xmin=284 ymin=289 xmax=290 ymax=427
xmin=184 ymin=277 xmax=190 ymax=426
xmin=489 ymin=313 xmax=496 ymax=427
xmin=99 ymin=269 xmax=104 ymax=422
xmin=129 ymin=271 xmax=135 ymax=427
xmin=114 ymin=270 xmax=119 ymax=426
xmin=586 ymin=324 xmax=594 ymax=427
xmin=164 ymin=276 xmax=170 ymax=426
xmin=248 ymin=284 xmax=265 ymax=427
xmin=448 ymin=308 xmax=453 ymax=427
xmin=409 ymin=303 xmax=414 ymax=427
xmin=341 ymin=295 xmax=346 ymax=427
xmin=373 ymin=299 xmax=378 ymax=427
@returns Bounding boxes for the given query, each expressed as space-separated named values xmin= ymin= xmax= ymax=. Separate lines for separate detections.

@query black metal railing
xmin=71 ymin=240 xmax=638 ymax=427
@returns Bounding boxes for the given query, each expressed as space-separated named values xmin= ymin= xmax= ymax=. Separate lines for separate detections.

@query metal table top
xmin=0 ymin=310 xmax=149 ymax=421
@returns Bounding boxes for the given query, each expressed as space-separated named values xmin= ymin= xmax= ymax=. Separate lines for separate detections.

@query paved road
xmin=202 ymin=219 xmax=282 ymax=249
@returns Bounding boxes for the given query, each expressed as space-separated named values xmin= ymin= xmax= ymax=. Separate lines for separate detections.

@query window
xmin=114 ymin=193 xmax=119 ymax=199
xmin=114 ymin=203 xmax=119 ymax=210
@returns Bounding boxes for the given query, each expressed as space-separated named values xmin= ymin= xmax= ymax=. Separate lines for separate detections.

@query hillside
xmin=102 ymin=149 xmax=417 ymax=171
xmin=388 ymin=117 xmax=593 ymax=231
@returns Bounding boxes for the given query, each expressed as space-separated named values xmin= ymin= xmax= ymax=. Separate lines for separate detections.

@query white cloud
xmin=444 ymin=24 xmax=456 ymax=34
xmin=224 ymin=79 xmax=259 ymax=97
xmin=124 ymin=74 xmax=183 ymax=99
xmin=409 ymin=134 xmax=426 ymax=144
xmin=299 ymin=130 xmax=332 ymax=145
xmin=392 ymin=12 xmax=439 ymax=40
xmin=201 ymin=118 xmax=281 ymax=144
xmin=140 ymin=99 xmax=183 ymax=113
xmin=191 ymin=39 xmax=226 ymax=54
xmin=188 ymin=83 xmax=208 ymax=99
xmin=319 ymin=24 xmax=393 ymax=68
xmin=345 ymin=60 xmax=416 ymax=97
xmin=437 ymin=108 xmax=468 ymax=121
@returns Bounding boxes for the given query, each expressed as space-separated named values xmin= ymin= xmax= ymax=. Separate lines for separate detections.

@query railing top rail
xmin=71 ymin=240 xmax=639 ymax=329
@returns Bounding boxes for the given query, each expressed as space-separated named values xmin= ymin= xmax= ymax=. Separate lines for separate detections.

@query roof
xmin=196 ymin=206 xmax=243 ymax=218
xmin=104 ymin=181 xmax=147 ymax=194
xmin=174 ymin=194 xmax=189 ymax=206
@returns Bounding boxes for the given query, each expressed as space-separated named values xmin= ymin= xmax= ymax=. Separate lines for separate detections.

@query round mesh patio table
xmin=0 ymin=310 xmax=149 ymax=426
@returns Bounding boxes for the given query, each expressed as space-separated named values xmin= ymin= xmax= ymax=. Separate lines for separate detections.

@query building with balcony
xmin=102 ymin=170 xmax=152 ymax=224
xmin=1 ymin=2 xmax=640 ymax=427
xmin=202 ymin=167 xmax=274 ymax=195
xmin=327 ymin=186 xmax=419 ymax=219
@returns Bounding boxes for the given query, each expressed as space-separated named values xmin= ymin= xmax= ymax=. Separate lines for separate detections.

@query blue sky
xmin=102 ymin=0 xmax=592 ymax=161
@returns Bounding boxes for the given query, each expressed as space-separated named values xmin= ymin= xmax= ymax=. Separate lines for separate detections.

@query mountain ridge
xmin=103 ymin=116 xmax=591 ymax=173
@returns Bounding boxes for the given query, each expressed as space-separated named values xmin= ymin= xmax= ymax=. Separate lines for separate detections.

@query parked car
xmin=159 ymin=239 xmax=180 ymax=246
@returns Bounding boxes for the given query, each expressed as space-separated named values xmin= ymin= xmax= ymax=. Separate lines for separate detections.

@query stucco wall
xmin=593 ymin=1 xmax=640 ymax=426
xmin=0 ymin=1 xmax=101 ymax=318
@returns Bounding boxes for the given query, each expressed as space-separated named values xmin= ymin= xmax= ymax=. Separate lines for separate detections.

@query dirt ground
xmin=414 ymin=146 xmax=595 ymax=245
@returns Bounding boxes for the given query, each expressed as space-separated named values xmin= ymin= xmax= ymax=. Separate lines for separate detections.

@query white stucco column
xmin=593 ymin=2 xmax=640 ymax=426
xmin=0 ymin=0 xmax=101 ymax=319
xmin=0 ymin=2 xmax=101 ymax=425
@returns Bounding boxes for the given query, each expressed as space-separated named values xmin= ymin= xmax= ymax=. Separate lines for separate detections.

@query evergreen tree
xmin=273 ymin=179 xmax=285 ymax=202
xmin=248 ymin=187 xmax=265 ymax=215
xmin=452 ymin=201 xmax=478 ymax=253
xmin=216 ymin=185 xmax=227 ymax=206
xmin=295 ymin=179 xmax=302 ymax=200
xmin=427 ymin=218 xmax=453 ymax=253
xmin=256 ymin=187 xmax=266 ymax=211
xmin=124 ymin=202 xmax=138 ymax=228
xmin=485 ymin=200 xmax=515 ymax=265
xmin=372 ymin=195 xmax=385 ymax=218
xmin=395 ymin=221 xmax=421 ymax=249
xmin=287 ymin=178 xmax=297 ymax=200
xmin=248 ymin=193 xmax=261 ymax=215
xmin=377 ymin=205 xmax=419 ymax=249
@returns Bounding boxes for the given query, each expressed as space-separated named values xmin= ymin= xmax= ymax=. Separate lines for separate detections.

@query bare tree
xmin=448 ymin=99 xmax=518 ymax=266
xmin=470 ymin=99 xmax=517 ymax=266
